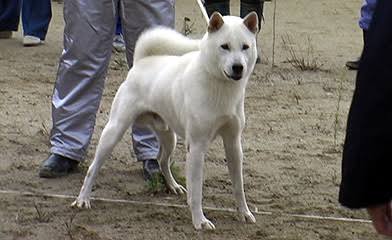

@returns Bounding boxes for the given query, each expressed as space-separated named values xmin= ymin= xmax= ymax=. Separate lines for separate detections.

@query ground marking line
xmin=0 ymin=189 xmax=371 ymax=224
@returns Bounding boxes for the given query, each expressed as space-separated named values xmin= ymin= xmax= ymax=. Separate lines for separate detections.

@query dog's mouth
xmin=224 ymin=71 xmax=242 ymax=81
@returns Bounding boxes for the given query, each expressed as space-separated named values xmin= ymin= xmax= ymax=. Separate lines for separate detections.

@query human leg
xmin=21 ymin=0 xmax=52 ymax=41
xmin=120 ymin=0 xmax=174 ymax=177
xmin=0 ymin=0 xmax=20 ymax=38
xmin=120 ymin=0 xmax=175 ymax=66
xmin=240 ymin=0 xmax=264 ymax=31
xmin=203 ymin=0 xmax=230 ymax=17
xmin=113 ymin=6 xmax=125 ymax=52
xmin=40 ymin=0 xmax=118 ymax=177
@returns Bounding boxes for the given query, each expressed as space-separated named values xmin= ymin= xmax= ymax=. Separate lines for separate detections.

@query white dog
xmin=72 ymin=12 xmax=259 ymax=230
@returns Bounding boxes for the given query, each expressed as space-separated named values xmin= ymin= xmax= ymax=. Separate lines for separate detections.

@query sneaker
xmin=0 ymin=31 xmax=12 ymax=39
xmin=23 ymin=35 xmax=43 ymax=47
xmin=142 ymin=159 xmax=160 ymax=181
xmin=39 ymin=153 xmax=79 ymax=178
xmin=113 ymin=34 xmax=126 ymax=52
xmin=345 ymin=59 xmax=360 ymax=70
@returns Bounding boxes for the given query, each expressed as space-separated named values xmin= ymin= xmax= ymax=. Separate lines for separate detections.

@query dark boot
xmin=346 ymin=30 xmax=368 ymax=71
xmin=142 ymin=159 xmax=160 ymax=181
xmin=39 ymin=154 xmax=79 ymax=178
xmin=345 ymin=60 xmax=360 ymax=70
xmin=204 ymin=0 xmax=230 ymax=17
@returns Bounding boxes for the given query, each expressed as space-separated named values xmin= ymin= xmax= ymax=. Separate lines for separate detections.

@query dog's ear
xmin=208 ymin=12 xmax=225 ymax=33
xmin=243 ymin=11 xmax=259 ymax=34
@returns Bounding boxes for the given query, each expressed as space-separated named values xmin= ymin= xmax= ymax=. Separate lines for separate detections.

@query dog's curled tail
xmin=134 ymin=27 xmax=200 ymax=63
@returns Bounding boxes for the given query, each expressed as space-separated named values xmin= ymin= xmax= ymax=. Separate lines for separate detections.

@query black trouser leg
xmin=240 ymin=0 xmax=264 ymax=30
xmin=204 ymin=0 xmax=230 ymax=17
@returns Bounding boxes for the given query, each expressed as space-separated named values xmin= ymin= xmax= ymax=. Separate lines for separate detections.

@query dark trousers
xmin=204 ymin=0 xmax=264 ymax=30
xmin=22 ymin=0 xmax=52 ymax=40
xmin=0 ymin=0 xmax=51 ymax=40
xmin=0 ymin=0 xmax=21 ymax=31
xmin=115 ymin=3 xmax=122 ymax=35
xmin=116 ymin=16 xmax=122 ymax=35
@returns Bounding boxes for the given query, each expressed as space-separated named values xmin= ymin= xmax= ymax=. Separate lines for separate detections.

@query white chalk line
xmin=0 ymin=189 xmax=371 ymax=224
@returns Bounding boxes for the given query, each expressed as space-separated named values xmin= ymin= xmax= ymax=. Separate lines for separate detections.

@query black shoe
xmin=142 ymin=159 xmax=160 ymax=181
xmin=256 ymin=56 xmax=261 ymax=64
xmin=39 ymin=154 xmax=79 ymax=178
xmin=345 ymin=59 xmax=360 ymax=70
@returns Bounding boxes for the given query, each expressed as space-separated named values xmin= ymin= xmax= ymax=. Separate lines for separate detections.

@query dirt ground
xmin=0 ymin=0 xmax=386 ymax=239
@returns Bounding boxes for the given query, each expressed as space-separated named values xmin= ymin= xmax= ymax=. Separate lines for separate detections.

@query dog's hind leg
xmin=221 ymin=127 xmax=256 ymax=224
xmin=154 ymin=128 xmax=186 ymax=195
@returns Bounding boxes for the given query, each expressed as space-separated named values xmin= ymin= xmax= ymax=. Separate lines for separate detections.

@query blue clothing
xmin=0 ymin=0 xmax=21 ymax=31
xmin=22 ymin=0 xmax=52 ymax=40
xmin=0 ymin=0 xmax=51 ymax=40
xmin=116 ymin=16 xmax=122 ymax=35
xmin=132 ymin=127 xmax=160 ymax=161
xmin=359 ymin=0 xmax=378 ymax=30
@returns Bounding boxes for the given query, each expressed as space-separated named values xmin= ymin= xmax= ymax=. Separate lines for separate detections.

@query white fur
xmin=72 ymin=13 xmax=258 ymax=230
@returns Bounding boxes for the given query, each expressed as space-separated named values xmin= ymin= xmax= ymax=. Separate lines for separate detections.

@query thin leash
xmin=196 ymin=0 xmax=210 ymax=24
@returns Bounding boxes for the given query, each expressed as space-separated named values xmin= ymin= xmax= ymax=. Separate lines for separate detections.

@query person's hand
xmin=367 ymin=201 xmax=392 ymax=236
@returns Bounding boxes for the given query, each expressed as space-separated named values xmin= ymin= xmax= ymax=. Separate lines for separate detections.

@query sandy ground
xmin=0 ymin=0 xmax=386 ymax=239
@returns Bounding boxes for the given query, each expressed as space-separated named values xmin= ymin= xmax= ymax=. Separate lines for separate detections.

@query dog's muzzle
xmin=225 ymin=64 xmax=243 ymax=81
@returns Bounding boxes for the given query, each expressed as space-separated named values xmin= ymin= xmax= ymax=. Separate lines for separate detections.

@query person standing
xmin=38 ymin=0 xmax=175 ymax=180
xmin=339 ymin=0 xmax=392 ymax=236
xmin=0 ymin=0 xmax=52 ymax=46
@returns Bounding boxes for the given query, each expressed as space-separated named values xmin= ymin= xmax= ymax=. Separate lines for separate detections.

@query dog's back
xmin=133 ymin=27 xmax=200 ymax=63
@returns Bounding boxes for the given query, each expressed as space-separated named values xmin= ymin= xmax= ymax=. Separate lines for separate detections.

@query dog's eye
xmin=220 ymin=44 xmax=230 ymax=50
xmin=242 ymin=44 xmax=249 ymax=50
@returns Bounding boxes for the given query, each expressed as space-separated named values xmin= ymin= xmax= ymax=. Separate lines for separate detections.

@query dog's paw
xmin=238 ymin=210 xmax=256 ymax=224
xmin=193 ymin=217 xmax=216 ymax=230
xmin=71 ymin=197 xmax=91 ymax=209
xmin=168 ymin=183 xmax=187 ymax=195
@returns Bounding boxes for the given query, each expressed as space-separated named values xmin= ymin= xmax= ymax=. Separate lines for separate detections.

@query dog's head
xmin=201 ymin=12 xmax=259 ymax=82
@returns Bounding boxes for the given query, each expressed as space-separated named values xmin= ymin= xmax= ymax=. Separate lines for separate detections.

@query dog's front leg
xmin=71 ymin=125 xmax=118 ymax=209
xmin=222 ymin=130 xmax=256 ymax=224
xmin=186 ymin=141 xmax=215 ymax=230
xmin=71 ymin=119 xmax=131 ymax=209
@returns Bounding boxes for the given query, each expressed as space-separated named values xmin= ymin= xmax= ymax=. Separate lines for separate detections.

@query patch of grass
xmin=147 ymin=173 xmax=166 ymax=193
xmin=182 ymin=17 xmax=195 ymax=36
xmin=64 ymin=212 xmax=78 ymax=240
xmin=39 ymin=121 xmax=50 ymax=137
xmin=146 ymin=164 xmax=186 ymax=194
xmin=333 ymin=75 xmax=344 ymax=147
xmin=34 ymin=202 xmax=51 ymax=223
xmin=171 ymin=164 xmax=186 ymax=187
xmin=281 ymin=34 xmax=322 ymax=71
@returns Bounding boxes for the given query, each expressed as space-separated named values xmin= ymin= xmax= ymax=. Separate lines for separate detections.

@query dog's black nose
xmin=232 ymin=64 xmax=243 ymax=75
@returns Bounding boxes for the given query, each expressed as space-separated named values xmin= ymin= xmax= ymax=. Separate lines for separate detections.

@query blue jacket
xmin=359 ymin=0 xmax=378 ymax=30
